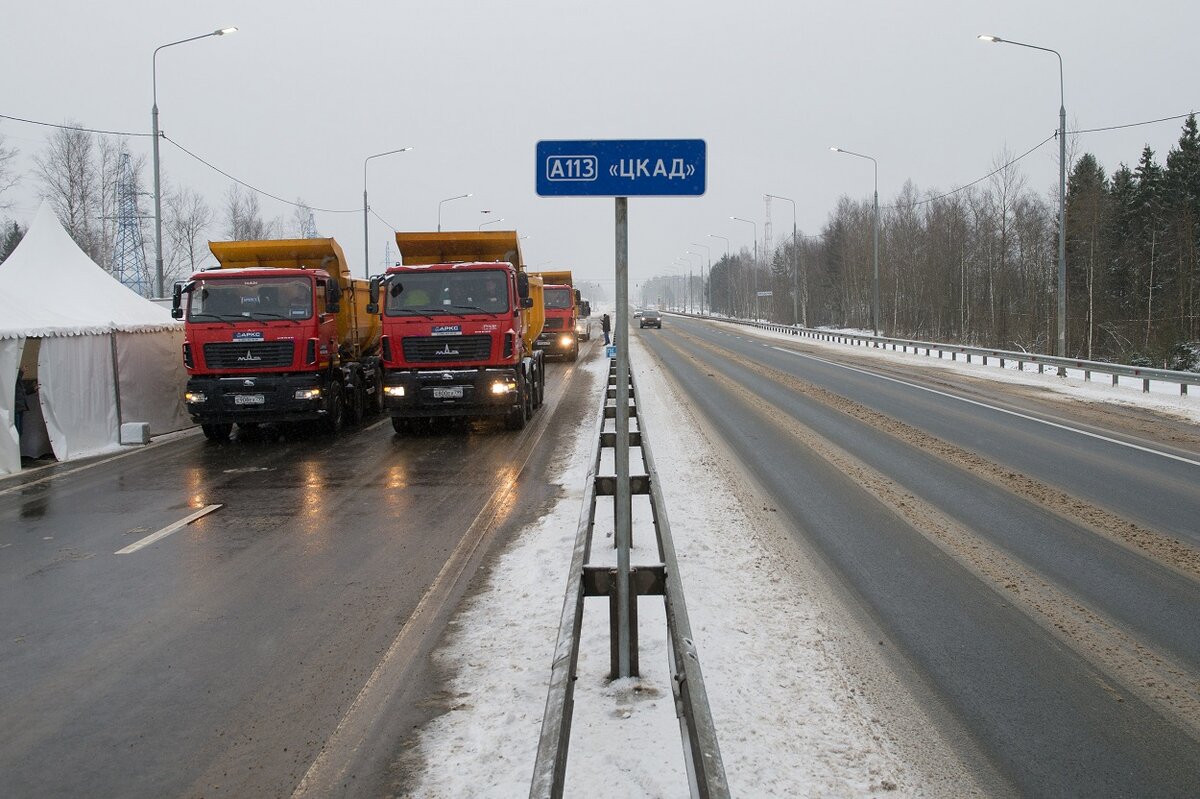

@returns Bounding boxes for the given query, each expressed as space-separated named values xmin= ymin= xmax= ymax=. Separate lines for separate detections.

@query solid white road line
xmin=769 ymin=345 xmax=1200 ymax=469
xmin=114 ymin=504 xmax=223 ymax=555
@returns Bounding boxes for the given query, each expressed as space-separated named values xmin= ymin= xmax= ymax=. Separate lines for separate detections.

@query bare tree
xmin=223 ymin=185 xmax=272 ymax=240
xmin=165 ymin=186 xmax=213 ymax=282
xmin=34 ymin=122 xmax=99 ymax=258
xmin=0 ymin=130 xmax=18 ymax=209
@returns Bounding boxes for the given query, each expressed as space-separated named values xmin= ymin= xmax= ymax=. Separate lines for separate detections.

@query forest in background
xmin=644 ymin=116 xmax=1200 ymax=370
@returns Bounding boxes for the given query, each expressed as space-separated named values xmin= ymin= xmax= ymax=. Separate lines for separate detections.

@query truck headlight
xmin=294 ymin=387 xmax=322 ymax=400
xmin=559 ymin=334 xmax=573 ymax=348
xmin=384 ymin=386 xmax=406 ymax=397
xmin=184 ymin=391 xmax=207 ymax=404
xmin=491 ymin=380 xmax=515 ymax=395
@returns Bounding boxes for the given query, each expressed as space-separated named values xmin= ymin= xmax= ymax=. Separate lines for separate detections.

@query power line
xmin=1070 ymin=111 xmax=1196 ymax=135
xmin=0 ymin=113 xmax=152 ymax=138
xmin=886 ymin=134 xmax=1056 ymax=210
xmin=161 ymin=134 xmax=358 ymax=214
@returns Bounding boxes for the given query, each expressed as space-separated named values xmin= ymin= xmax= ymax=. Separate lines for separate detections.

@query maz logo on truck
xmin=237 ymin=350 xmax=262 ymax=362
xmin=435 ymin=344 xmax=460 ymax=357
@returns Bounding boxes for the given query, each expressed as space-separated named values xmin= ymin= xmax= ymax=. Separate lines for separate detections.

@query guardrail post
xmin=1143 ymin=378 xmax=1150 ymax=393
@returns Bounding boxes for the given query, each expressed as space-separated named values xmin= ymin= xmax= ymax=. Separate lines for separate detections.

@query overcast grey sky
xmin=3 ymin=0 xmax=1197 ymax=290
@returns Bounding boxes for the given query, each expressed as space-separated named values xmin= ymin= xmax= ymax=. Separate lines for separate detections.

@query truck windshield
xmin=384 ymin=270 xmax=509 ymax=315
xmin=189 ymin=277 xmax=313 ymax=321
xmin=543 ymin=287 xmax=572 ymax=310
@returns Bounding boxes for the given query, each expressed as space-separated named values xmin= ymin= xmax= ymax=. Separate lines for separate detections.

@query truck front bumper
xmin=184 ymin=374 xmax=333 ymax=425
xmin=535 ymin=332 xmax=577 ymax=353
xmin=382 ymin=368 xmax=521 ymax=418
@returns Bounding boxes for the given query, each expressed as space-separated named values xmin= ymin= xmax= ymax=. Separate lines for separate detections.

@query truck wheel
xmin=346 ymin=379 xmax=365 ymax=427
xmin=568 ymin=343 xmax=579 ymax=362
xmin=322 ymin=384 xmax=344 ymax=434
xmin=391 ymin=416 xmax=409 ymax=435
xmin=201 ymin=423 xmax=232 ymax=442
xmin=505 ymin=380 xmax=528 ymax=430
xmin=370 ymin=368 xmax=384 ymax=416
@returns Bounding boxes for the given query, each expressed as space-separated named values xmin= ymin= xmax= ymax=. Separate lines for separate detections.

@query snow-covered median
xmin=399 ymin=333 xmax=967 ymax=797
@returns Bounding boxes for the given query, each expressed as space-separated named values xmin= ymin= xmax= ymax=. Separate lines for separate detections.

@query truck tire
xmin=201 ymin=423 xmax=232 ymax=441
xmin=505 ymin=379 xmax=527 ymax=431
xmin=370 ymin=367 xmax=384 ymax=416
xmin=322 ymin=384 xmax=344 ymax=434
xmin=567 ymin=343 xmax=578 ymax=362
xmin=346 ymin=377 xmax=365 ymax=427
xmin=391 ymin=416 xmax=409 ymax=435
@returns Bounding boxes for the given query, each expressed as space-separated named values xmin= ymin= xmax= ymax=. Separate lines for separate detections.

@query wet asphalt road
xmin=637 ymin=315 xmax=1200 ymax=799
xmin=0 ymin=346 xmax=597 ymax=799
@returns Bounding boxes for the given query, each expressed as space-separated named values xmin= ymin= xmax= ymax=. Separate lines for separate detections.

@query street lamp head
xmin=217 ymin=27 xmax=238 ymax=35
xmin=978 ymin=34 xmax=1001 ymax=43
xmin=829 ymin=146 xmax=841 ymax=152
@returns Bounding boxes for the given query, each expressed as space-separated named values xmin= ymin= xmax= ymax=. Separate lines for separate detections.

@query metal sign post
xmin=614 ymin=196 xmax=632 ymax=677
xmin=536 ymin=138 xmax=705 ymax=678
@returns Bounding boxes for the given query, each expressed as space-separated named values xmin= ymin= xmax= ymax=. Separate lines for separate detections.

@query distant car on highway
xmin=639 ymin=310 xmax=661 ymax=329
xmin=633 ymin=309 xmax=643 ymax=318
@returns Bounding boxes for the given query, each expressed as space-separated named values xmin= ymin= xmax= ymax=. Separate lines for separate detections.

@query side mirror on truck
xmin=367 ymin=277 xmax=380 ymax=315
xmin=171 ymin=282 xmax=184 ymax=319
xmin=516 ymin=271 xmax=530 ymax=300
xmin=326 ymin=280 xmax=341 ymax=314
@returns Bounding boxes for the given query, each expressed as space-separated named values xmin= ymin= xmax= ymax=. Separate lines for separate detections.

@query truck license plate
xmin=234 ymin=394 xmax=265 ymax=405
xmin=433 ymin=386 xmax=464 ymax=400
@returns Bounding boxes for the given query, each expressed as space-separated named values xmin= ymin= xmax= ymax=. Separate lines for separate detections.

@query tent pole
xmin=110 ymin=333 xmax=124 ymax=428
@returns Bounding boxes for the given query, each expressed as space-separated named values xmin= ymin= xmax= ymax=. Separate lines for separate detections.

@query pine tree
xmin=0 ymin=220 xmax=24 ymax=263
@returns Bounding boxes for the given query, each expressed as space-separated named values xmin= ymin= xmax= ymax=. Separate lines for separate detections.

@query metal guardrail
xmin=530 ymin=356 xmax=728 ymax=799
xmin=672 ymin=312 xmax=1200 ymax=396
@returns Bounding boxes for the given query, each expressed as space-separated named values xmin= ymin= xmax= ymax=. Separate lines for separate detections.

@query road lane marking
xmin=114 ymin=504 xmax=222 ymax=554
xmin=769 ymin=346 xmax=1200 ymax=468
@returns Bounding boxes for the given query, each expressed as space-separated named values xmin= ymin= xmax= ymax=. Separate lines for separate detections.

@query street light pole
xmin=479 ymin=217 xmax=505 ymax=230
xmin=689 ymin=242 xmax=710 ymax=314
xmin=152 ymin=26 xmax=237 ymax=298
xmin=437 ymin=193 xmax=473 ymax=232
xmin=766 ymin=194 xmax=798 ymax=326
xmin=363 ymin=146 xmax=412 ymax=279
xmin=979 ymin=33 xmax=1067 ymax=362
xmin=830 ymin=147 xmax=880 ymax=335
xmin=731 ymin=216 xmax=758 ymax=320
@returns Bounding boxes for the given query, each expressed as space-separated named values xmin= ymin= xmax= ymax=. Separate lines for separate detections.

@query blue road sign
xmin=536 ymin=139 xmax=706 ymax=197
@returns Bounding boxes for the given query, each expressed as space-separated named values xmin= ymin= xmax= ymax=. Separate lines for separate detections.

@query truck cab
xmin=372 ymin=231 xmax=545 ymax=433
xmin=173 ymin=238 xmax=382 ymax=440
xmin=533 ymin=270 xmax=581 ymax=361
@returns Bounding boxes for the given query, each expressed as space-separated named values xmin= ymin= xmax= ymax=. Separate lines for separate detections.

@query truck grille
xmin=203 ymin=341 xmax=295 ymax=369
xmin=544 ymin=317 xmax=565 ymax=330
xmin=402 ymin=335 xmax=492 ymax=363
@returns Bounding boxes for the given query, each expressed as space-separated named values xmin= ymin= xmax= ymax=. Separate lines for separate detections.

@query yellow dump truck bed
xmin=207 ymin=237 xmax=380 ymax=358
xmin=394 ymin=230 xmax=524 ymax=269
xmin=535 ymin=269 xmax=573 ymax=288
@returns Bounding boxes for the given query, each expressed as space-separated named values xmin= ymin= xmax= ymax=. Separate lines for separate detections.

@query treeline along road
xmin=0 ymin=345 xmax=597 ymax=799
xmin=636 ymin=314 xmax=1200 ymax=798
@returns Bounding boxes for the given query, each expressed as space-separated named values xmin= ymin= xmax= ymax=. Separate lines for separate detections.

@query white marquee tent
xmin=0 ymin=204 xmax=191 ymax=476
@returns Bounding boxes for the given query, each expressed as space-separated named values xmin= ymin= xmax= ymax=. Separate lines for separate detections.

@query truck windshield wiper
xmin=249 ymin=311 xmax=301 ymax=324
xmin=187 ymin=312 xmax=236 ymax=327
xmin=442 ymin=304 xmax=491 ymax=314
xmin=391 ymin=308 xmax=437 ymax=319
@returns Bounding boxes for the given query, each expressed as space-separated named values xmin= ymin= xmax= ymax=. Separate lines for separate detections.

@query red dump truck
xmin=172 ymin=238 xmax=382 ymax=440
xmin=533 ymin=269 xmax=582 ymax=360
xmin=368 ymin=230 xmax=545 ymax=433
